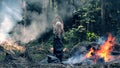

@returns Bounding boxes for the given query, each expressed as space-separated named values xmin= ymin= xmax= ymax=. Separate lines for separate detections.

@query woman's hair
xmin=53 ymin=16 xmax=64 ymax=38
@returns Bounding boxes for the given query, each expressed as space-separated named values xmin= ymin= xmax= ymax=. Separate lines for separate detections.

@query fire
xmin=86 ymin=33 xmax=115 ymax=62
xmin=0 ymin=39 xmax=26 ymax=53
xmin=86 ymin=48 xmax=94 ymax=58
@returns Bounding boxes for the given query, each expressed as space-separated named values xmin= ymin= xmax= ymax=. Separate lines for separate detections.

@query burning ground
xmin=62 ymin=34 xmax=120 ymax=66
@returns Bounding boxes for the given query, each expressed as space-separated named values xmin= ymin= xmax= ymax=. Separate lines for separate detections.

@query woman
xmin=52 ymin=16 xmax=64 ymax=62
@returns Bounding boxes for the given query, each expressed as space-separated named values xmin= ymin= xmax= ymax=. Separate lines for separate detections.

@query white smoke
xmin=97 ymin=36 xmax=107 ymax=45
xmin=10 ymin=0 xmax=61 ymax=44
xmin=0 ymin=0 xmax=93 ymax=44
xmin=0 ymin=0 xmax=23 ymax=43
xmin=63 ymin=54 xmax=86 ymax=64
xmin=11 ymin=0 xmax=49 ymax=43
xmin=12 ymin=13 xmax=48 ymax=43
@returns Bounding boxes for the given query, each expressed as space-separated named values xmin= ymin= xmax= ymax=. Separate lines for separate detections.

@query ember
xmin=86 ymin=48 xmax=94 ymax=58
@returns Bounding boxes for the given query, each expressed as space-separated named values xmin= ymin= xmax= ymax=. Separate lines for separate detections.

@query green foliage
xmin=32 ymin=54 xmax=43 ymax=61
xmin=64 ymin=27 xmax=99 ymax=45
xmin=63 ymin=0 xmax=101 ymax=45
xmin=64 ymin=25 xmax=87 ymax=49
xmin=86 ymin=32 xmax=99 ymax=41
xmin=64 ymin=0 xmax=101 ymax=46
xmin=71 ymin=0 xmax=102 ymax=38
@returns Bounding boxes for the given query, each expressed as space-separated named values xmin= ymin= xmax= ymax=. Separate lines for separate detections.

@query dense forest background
xmin=23 ymin=0 xmax=120 ymax=61
xmin=19 ymin=0 xmax=120 ymax=60
xmin=0 ymin=0 xmax=120 ymax=64
xmin=26 ymin=0 xmax=120 ymax=42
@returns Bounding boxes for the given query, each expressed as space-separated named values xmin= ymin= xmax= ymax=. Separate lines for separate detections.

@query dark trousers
xmin=53 ymin=49 xmax=63 ymax=62
xmin=53 ymin=36 xmax=63 ymax=62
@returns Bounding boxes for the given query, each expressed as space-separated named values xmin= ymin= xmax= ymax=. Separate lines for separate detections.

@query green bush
xmin=86 ymin=32 xmax=99 ymax=41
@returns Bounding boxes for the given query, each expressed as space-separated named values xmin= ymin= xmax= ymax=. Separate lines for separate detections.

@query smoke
xmin=63 ymin=54 xmax=86 ymax=64
xmin=96 ymin=36 xmax=107 ymax=45
xmin=11 ymin=0 xmax=50 ymax=43
xmin=63 ymin=54 xmax=94 ymax=65
xmin=0 ymin=0 xmax=23 ymax=43
xmin=11 ymin=13 xmax=48 ymax=43
xmin=0 ymin=0 xmax=53 ymax=44
xmin=63 ymin=46 xmax=88 ymax=64
xmin=0 ymin=0 xmax=92 ymax=44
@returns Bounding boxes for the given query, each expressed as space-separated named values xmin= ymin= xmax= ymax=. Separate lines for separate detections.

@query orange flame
xmin=86 ymin=48 xmax=94 ymax=58
xmin=86 ymin=33 xmax=115 ymax=62
xmin=0 ymin=39 xmax=26 ymax=53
